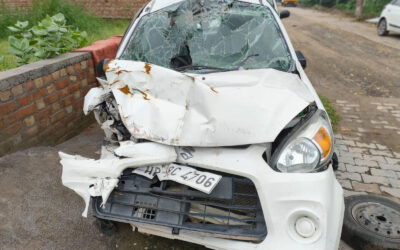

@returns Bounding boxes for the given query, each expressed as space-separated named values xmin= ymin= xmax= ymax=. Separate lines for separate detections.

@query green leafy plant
xmin=0 ymin=56 xmax=4 ymax=64
xmin=8 ymin=13 xmax=87 ymax=65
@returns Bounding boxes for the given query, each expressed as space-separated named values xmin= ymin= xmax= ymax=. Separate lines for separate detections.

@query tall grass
xmin=0 ymin=0 xmax=125 ymax=39
xmin=0 ymin=0 xmax=130 ymax=71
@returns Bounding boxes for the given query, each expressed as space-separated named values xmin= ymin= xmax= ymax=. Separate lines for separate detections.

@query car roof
xmin=150 ymin=0 xmax=268 ymax=12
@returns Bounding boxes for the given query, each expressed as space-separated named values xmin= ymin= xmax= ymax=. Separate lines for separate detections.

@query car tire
xmin=377 ymin=19 xmax=389 ymax=36
xmin=342 ymin=195 xmax=400 ymax=250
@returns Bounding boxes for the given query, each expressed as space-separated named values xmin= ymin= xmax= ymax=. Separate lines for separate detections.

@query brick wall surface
xmin=1 ymin=0 xmax=149 ymax=18
xmin=1 ymin=0 xmax=31 ymax=9
xmin=0 ymin=52 xmax=97 ymax=156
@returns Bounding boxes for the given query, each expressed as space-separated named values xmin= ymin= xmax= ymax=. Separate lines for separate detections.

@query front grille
xmin=92 ymin=167 xmax=267 ymax=242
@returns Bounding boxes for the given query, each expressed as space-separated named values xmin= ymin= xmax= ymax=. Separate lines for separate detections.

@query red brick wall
xmin=0 ymin=53 xmax=97 ymax=156
xmin=1 ymin=0 xmax=149 ymax=18
xmin=1 ymin=0 xmax=31 ymax=9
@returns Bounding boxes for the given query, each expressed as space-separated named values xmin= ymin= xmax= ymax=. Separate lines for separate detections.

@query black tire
xmin=342 ymin=195 xmax=400 ymax=250
xmin=95 ymin=218 xmax=117 ymax=236
xmin=378 ymin=19 xmax=389 ymax=36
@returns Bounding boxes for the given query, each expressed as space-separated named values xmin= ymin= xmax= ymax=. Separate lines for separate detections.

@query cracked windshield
xmin=120 ymin=0 xmax=292 ymax=72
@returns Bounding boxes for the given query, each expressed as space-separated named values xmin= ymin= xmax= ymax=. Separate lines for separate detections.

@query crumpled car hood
xmin=85 ymin=60 xmax=315 ymax=146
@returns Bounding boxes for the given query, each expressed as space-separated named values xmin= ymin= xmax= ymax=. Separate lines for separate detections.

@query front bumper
xmin=93 ymin=144 xmax=344 ymax=250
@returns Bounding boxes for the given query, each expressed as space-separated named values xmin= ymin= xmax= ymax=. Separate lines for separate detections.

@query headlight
xmin=271 ymin=109 xmax=333 ymax=173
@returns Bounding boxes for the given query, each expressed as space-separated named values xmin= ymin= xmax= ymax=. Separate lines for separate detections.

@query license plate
xmin=133 ymin=164 xmax=222 ymax=194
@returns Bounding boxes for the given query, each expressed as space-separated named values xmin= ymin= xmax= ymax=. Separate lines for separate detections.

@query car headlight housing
xmin=271 ymin=109 xmax=334 ymax=173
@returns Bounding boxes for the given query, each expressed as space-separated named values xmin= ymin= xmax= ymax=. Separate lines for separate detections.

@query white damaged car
xmin=59 ymin=0 xmax=344 ymax=249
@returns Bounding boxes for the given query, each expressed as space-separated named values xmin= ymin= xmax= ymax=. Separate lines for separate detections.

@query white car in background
xmin=378 ymin=0 xmax=400 ymax=35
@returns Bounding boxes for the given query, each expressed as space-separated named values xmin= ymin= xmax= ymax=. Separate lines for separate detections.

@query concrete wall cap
xmin=0 ymin=52 xmax=91 ymax=91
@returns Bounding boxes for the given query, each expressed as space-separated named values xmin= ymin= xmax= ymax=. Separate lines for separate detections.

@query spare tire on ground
xmin=342 ymin=195 xmax=400 ymax=250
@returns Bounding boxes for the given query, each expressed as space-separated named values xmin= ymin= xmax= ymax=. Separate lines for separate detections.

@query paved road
xmin=282 ymin=6 xmax=400 ymax=201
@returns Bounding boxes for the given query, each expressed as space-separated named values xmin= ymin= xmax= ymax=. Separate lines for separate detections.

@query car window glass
xmin=120 ymin=0 xmax=292 ymax=72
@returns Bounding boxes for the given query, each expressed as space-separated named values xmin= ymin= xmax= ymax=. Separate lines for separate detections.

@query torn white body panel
xmin=84 ymin=60 xmax=315 ymax=147
xmin=59 ymin=142 xmax=177 ymax=216
xmin=60 ymin=144 xmax=344 ymax=250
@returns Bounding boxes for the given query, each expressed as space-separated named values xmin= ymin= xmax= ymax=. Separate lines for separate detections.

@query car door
xmin=391 ymin=0 xmax=400 ymax=30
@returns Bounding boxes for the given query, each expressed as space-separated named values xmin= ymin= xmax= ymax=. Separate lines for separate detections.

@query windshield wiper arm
xmin=174 ymin=65 xmax=234 ymax=72
xmin=240 ymin=53 xmax=259 ymax=64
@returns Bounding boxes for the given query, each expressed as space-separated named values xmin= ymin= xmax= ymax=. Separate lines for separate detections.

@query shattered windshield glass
xmin=120 ymin=0 xmax=292 ymax=72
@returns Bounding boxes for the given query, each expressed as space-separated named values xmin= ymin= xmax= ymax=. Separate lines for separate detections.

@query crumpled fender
xmin=59 ymin=142 xmax=177 ymax=217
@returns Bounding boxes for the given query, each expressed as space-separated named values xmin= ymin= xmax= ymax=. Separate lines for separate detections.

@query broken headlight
xmin=271 ymin=110 xmax=333 ymax=173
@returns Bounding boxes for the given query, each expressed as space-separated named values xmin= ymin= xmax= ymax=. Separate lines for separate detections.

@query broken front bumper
xmin=62 ymin=143 xmax=344 ymax=250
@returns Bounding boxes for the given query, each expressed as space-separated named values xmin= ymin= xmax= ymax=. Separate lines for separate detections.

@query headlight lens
xmin=277 ymin=138 xmax=320 ymax=173
xmin=272 ymin=109 xmax=333 ymax=173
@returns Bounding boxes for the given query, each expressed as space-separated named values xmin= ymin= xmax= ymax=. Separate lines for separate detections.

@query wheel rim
xmin=352 ymin=202 xmax=400 ymax=239
xmin=378 ymin=20 xmax=386 ymax=34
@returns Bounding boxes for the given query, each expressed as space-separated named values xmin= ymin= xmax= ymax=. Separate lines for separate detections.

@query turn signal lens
xmin=313 ymin=127 xmax=331 ymax=159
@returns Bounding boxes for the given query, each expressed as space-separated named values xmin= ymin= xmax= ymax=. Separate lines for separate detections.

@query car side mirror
xmin=295 ymin=51 xmax=306 ymax=69
xmin=280 ymin=10 xmax=290 ymax=19
xmin=97 ymin=58 xmax=110 ymax=78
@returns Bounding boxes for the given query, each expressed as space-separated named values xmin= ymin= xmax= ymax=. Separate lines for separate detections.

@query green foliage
xmin=0 ymin=0 xmax=102 ymax=39
xmin=7 ymin=13 xmax=87 ymax=65
xmin=319 ymin=94 xmax=339 ymax=132
xmin=0 ymin=56 xmax=4 ymax=64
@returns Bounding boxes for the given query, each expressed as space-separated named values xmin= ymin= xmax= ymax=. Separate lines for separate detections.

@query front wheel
xmin=342 ymin=195 xmax=400 ymax=250
xmin=378 ymin=19 xmax=389 ymax=36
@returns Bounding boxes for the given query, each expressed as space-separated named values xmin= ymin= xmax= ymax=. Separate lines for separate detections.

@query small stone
xmin=334 ymin=134 xmax=343 ymax=140
xmin=36 ymin=99 xmax=45 ymax=110
xmin=73 ymin=90 xmax=80 ymax=99
xmin=66 ymin=105 xmax=73 ymax=114
xmin=349 ymin=147 xmax=368 ymax=154
xmin=345 ymin=164 xmax=369 ymax=173
xmin=362 ymin=154 xmax=387 ymax=163
xmin=23 ymin=116 xmax=35 ymax=127
xmin=388 ymin=178 xmax=400 ymax=188
xmin=379 ymin=163 xmax=400 ymax=171
xmin=355 ymin=159 xmax=378 ymax=167
xmin=11 ymin=85 xmax=24 ymax=96
xmin=52 ymin=70 xmax=60 ymax=80
xmin=336 ymin=139 xmax=355 ymax=147
xmin=339 ymin=155 xmax=355 ymax=165
xmin=69 ymin=75 xmax=77 ymax=82
xmin=0 ymin=90 xmax=12 ymax=101
xmin=370 ymin=169 xmax=396 ymax=178
xmin=343 ymin=190 xmax=367 ymax=197
xmin=356 ymin=142 xmax=376 ymax=149
xmin=385 ymin=157 xmax=400 ymax=165
xmin=338 ymin=179 xmax=352 ymax=189
xmin=370 ymin=120 xmax=388 ymax=125
xmin=362 ymin=174 xmax=390 ymax=185
xmin=335 ymin=171 xmax=362 ymax=182
xmin=60 ymin=68 xmax=67 ymax=77
xmin=352 ymin=181 xmax=380 ymax=194
xmin=34 ymin=78 xmax=44 ymax=88
xmin=380 ymin=187 xmax=400 ymax=198
xmin=369 ymin=149 xmax=393 ymax=157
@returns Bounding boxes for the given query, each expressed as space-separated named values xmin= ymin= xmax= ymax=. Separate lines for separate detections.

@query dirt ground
xmin=2 ymin=6 xmax=399 ymax=250
xmin=282 ymin=6 xmax=400 ymax=151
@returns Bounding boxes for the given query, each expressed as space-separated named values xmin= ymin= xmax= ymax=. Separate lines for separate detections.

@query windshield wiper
xmin=240 ymin=53 xmax=259 ymax=64
xmin=174 ymin=65 xmax=235 ymax=72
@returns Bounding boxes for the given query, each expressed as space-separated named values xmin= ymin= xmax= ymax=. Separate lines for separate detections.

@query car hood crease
xmin=87 ymin=60 xmax=315 ymax=146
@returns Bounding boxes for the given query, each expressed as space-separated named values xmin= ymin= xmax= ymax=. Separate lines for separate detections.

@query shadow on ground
xmin=0 ymin=124 xmax=204 ymax=250
xmin=0 ymin=124 xmax=353 ymax=249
